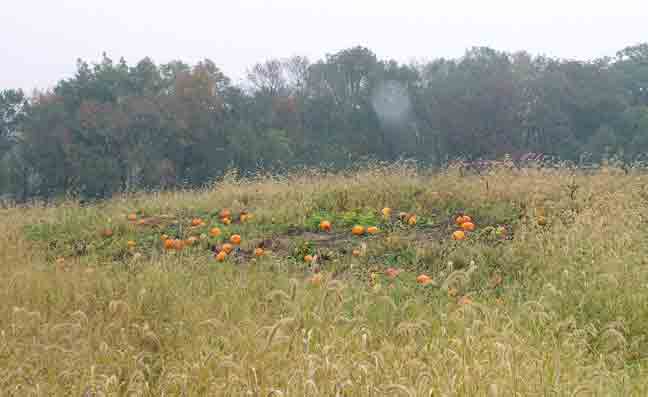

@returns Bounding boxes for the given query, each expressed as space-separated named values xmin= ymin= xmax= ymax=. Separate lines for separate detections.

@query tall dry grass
xmin=1 ymin=164 xmax=648 ymax=395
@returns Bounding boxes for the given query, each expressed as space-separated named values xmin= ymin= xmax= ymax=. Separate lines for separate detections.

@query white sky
xmin=2 ymin=0 xmax=648 ymax=92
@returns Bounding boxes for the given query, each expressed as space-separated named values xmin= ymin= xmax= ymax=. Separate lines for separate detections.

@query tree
xmin=4 ymin=43 xmax=648 ymax=200
xmin=0 ymin=89 xmax=26 ymax=157
xmin=247 ymin=59 xmax=288 ymax=97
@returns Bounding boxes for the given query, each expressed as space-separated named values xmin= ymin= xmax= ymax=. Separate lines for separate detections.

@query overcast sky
xmin=2 ymin=0 xmax=648 ymax=92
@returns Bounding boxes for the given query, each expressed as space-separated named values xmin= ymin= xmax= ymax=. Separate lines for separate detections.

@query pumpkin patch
xmin=319 ymin=220 xmax=332 ymax=232
xmin=352 ymin=225 xmax=365 ymax=236
xmin=221 ymin=243 xmax=234 ymax=254
xmin=30 ymin=195 xmax=517 ymax=303
xmin=230 ymin=234 xmax=242 ymax=245
xmin=215 ymin=251 xmax=227 ymax=262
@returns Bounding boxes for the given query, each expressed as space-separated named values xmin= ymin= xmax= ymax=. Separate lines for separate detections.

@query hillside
xmin=2 ymin=165 xmax=648 ymax=395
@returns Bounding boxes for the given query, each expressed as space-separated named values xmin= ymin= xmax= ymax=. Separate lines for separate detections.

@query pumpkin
xmin=367 ymin=226 xmax=379 ymax=235
xmin=127 ymin=213 xmax=137 ymax=221
xmin=222 ymin=218 xmax=232 ymax=225
xmin=319 ymin=220 xmax=332 ymax=232
xmin=221 ymin=243 xmax=234 ymax=254
xmin=456 ymin=215 xmax=472 ymax=226
xmin=219 ymin=209 xmax=232 ymax=219
xmin=209 ymin=227 xmax=222 ymax=237
xmin=215 ymin=251 xmax=227 ymax=262
xmin=381 ymin=207 xmax=392 ymax=218
xmin=407 ymin=215 xmax=417 ymax=226
xmin=352 ymin=249 xmax=361 ymax=257
xmin=461 ymin=222 xmax=476 ymax=232
xmin=352 ymin=225 xmax=365 ymax=236
xmin=308 ymin=273 xmax=323 ymax=286
xmin=101 ymin=228 xmax=113 ymax=238
xmin=163 ymin=239 xmax=175 ymax=250
xmin=191 ymin=218 xmax=204 ymax=227
xmin=416 ymin=274 xmax=433 ymax=285
xmin=304 ymin=254 xmax=314 ymax=263
xmin=172 ymin=239 xmax=185 ymax=251
xmin=452 ymin=230 xmax=466 ymax=241
xmin=230 ymin=234 xmax=242 ymax=245
xmin=254 ymin=248 xmax=265 ymax=257
xmin=127 ymin=240 xmax=137 ymax=248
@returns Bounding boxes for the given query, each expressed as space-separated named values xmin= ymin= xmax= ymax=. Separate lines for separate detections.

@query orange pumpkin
xmin=304 ymin=254 xmax=314 ymax=263
xmin=308 ymin=273 xmax=323 ymax=286
xmin=367 ymin=226 xmax=379 ymax=235
xmin=254 ymin=248 xmax=265 ymax=257
xmin=127 ymin=213 xmax=137 ymax=221
xmin=101 ymin=228 xmax=113 ymax=238
xmin=352 ymin=249 xmax=361 ymax=257
xmin=230 ymin=234 xmax=242 ymax=245
xmin=452 ymin=230 xmax=466 ymax=241
xmin=416 ymin=274 xmax=433 ymax=285
xmin=461 ymin=222 xmax=476 ymax=232
xmin=209 ymin=227 xmax=221 ymax=237
xmin=456 ymin=215 xmax=472 ymax=226
xmin=219 ymin=209 xmax=232 ymax=219
xmin=352 ymin=225 xmax=365 ymax=236
xmin=191 ymin=218 xmax=204 ymax=227
xmin=319 ymin=220 xmax=332 ymax=232
xmin=215 ymin=251 xmax=227 ymax=262
xmin=407 ymin=215 xmax=417 ymax=226
xmin=221 ymin=243 xmax=234 ymax=254
xmin=163 ymin=239 xmax=175 ymax=250
xmin=222 ymin=218 xmax=232 ymax=225
xmin=381 ymin=207 xmax=392 ymax=218
xmin=173 ymin=239 xmax=185 ymax=251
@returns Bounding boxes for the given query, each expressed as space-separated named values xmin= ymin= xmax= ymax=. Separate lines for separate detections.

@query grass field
xmin=2 ymin=164 xmax=648 ymax=396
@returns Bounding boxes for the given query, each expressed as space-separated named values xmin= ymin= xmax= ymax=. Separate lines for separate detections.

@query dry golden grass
xmin=2 ymin=164 xmax=648 ymax=395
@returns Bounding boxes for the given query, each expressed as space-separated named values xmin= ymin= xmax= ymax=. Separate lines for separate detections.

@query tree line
xmin=2 ymin=43 xmax=648 ymax=200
